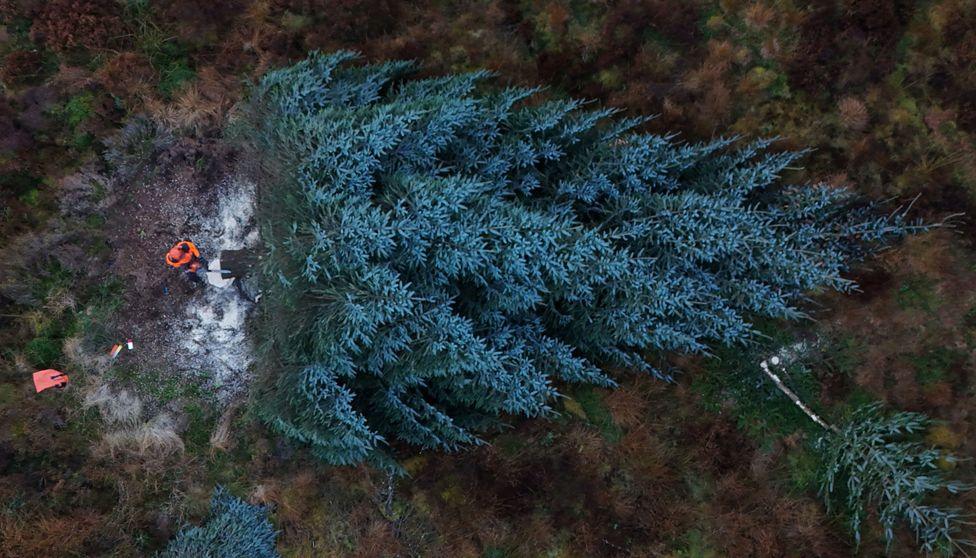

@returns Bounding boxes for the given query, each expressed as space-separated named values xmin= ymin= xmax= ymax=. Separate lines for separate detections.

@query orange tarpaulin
xmin=33 ymin=369 xmax=68 ymax=393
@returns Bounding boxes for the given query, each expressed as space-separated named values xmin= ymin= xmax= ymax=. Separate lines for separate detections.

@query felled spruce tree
xmin=818 ymin=404 xmax=971 ymax=554
xmin=245 ymin=51 xmax=920 ymax=465
xmin=159 ymin=486 xmax=279 ymax=558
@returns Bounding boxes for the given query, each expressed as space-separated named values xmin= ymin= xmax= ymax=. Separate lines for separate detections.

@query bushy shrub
xmin=245 ymin=51 xmax=922 ymax=465
xmin=25 ymin=336 xmax=61 ymax=366
xmin=0 ymin=0 xmax=37 ymax=21
xmin=96 ymin=52 xmax=158 ymax=107
xmin=159 ymin=486 xmax=279 ymax=558
xmin=102 ymin=115 xmax=173 ymax=181
xmin=156 ymin=0 xmax=246 ymax=45
xmin=29 ymin=0 xmax=128 ymax=53
xmin=272 ymin=0 xmax=402 ymax=42
xmin=0 ymin=50 xmax=46 ymax=87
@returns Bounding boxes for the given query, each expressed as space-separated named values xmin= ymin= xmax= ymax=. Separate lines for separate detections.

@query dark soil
xmin=102 ymin=151 xmax=231 ymax=398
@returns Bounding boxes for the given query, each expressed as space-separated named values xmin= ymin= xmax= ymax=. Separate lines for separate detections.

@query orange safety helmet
xmin=166 ymin=240 xmax=200 ymax=269
xmin=33 ymin=369 xmax=68 ymax=393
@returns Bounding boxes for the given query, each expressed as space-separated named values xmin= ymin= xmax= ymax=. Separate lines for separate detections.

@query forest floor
xmin=105 ymin=156 xmax=258 ymax=405
xmin=2 ymin=1 xmax=976 ymax=556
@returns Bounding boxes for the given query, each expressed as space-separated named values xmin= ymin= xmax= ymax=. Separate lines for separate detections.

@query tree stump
xmin=219 ymin=249 xmax=258 ymax=279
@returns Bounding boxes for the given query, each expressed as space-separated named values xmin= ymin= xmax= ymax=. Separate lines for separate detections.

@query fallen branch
xmin=760 ymin=357 xmax=838 ymax=433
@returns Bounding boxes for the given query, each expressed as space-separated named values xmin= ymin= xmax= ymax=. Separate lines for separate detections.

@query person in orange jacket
xmin=166 ymin=240 xmax=207 ymax=281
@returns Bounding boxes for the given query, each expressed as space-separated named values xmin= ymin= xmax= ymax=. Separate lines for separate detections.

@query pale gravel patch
xmin=173 ymin=176 xmax=259 ymax=402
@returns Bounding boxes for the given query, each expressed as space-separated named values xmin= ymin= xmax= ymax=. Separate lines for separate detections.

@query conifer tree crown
xmin=246 ymin=51 xmax=919 ymax=465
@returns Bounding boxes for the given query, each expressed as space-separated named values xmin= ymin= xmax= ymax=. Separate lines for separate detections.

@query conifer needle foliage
xmin=244 ymin=51 xmax=923 ymax=465
xmin=159 ymin=486 xmax=279 ymax=558
xmin=818 ymin=404 xmax=973 ymax=555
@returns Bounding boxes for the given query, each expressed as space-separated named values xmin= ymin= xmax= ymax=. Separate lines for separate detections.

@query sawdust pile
xmin=172 ymin=176 xmax=258 ymax=401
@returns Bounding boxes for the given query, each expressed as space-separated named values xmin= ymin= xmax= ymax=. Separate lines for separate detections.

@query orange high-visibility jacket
xmin=34 ymin=369 xmax=68 ymax=393
xmin=166 ymin=241 xmax=202 ymax=272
